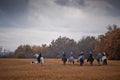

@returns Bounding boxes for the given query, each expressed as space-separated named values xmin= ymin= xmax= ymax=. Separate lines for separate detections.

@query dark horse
xmin=87 ymin=56 xmax=94 ymax=66
xmin=87 ymin=54 xmax=94 ymax=65
xmin=79 ymin=58 xmax=84 ymax=66
xmin=62 ymin=52 xmax=67 ymax=65
xmin=62 ymin=57 xmax=67 ymax=65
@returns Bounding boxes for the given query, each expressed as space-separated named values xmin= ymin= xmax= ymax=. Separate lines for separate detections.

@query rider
xmin=62 ymin=52 xmax=67 ymax=63
xmin=69 ymin=52 xmax=74 ymax=59
xmin=87 ymin=51 xmax=94 ymax=65
xmin=78 ymin=51 xmax=84 ymax=65
xmin=97 ymin=52 xmax=102 ymax=65
xmin=37 ymin=52 xmax=42 ymax=63
xmin=69 ymin=51 xmax=74 ymax=64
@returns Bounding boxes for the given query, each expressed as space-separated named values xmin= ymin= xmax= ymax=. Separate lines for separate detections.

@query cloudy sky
xmin=0 ymin=0 xmax=120 ymax=51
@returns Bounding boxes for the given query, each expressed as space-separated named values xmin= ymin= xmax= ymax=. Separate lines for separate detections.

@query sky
xmin=0 ymin=0 xmax=120 ymax=51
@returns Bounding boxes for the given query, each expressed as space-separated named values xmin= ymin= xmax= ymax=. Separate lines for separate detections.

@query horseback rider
xmin=97 ymin=52 xmax=102 ymax=65
xmin=68 ymin=51 xmax=74 ymax=64
xmin=62 ymin=52 xmax=67 ymax=64
xmin=78 ymin=51 xmax=84 ymax=66
xmin=87 ymin=51 xmax=94 ymax=65
xmin=37 ymin=52 xmax=42 ymax=63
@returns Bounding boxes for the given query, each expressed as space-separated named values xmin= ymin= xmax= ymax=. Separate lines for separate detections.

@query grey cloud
xmin=105 ymin=0 xmax=120 ymax=16
xmin=55 ymin=0 xmax=85 ymax=7
xmin=55 ymin=0 xmax=69 ymax=6
xmin=105 ymin=0 xmax=120 ymax=9
xmin=55 ymin=0 xmax=120 ymax=9
xmin=0 ymin=0 xmax=29 ymax=27
xmin=55 ymin=0 xmax=120 ymax=17
xmin=0 ymin=0 xmax=120 ymax=51
xmin=0 ymin=0 xmax=29 ymax=16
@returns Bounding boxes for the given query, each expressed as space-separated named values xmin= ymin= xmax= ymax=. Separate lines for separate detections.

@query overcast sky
xmin=0 ymin=0 xmax=120 ymax=51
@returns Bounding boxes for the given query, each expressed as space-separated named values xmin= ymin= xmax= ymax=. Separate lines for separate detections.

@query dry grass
xmin=0 ymin=58 xmax=120 ymax=80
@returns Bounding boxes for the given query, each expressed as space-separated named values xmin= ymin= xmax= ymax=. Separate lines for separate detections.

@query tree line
xmin=5 ymin=25 xmax=120 ymax=60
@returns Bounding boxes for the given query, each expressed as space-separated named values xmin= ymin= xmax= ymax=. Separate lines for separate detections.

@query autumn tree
xmin=95 ymin=25 xmax=120 ymax=60
xmin=105 ymin=25 xmax=120 ymax=59
xmin=14 ymin=45 xmax=32 ymax=58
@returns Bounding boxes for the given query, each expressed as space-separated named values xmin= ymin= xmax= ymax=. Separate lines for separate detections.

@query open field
xmin=0 ymin=58 xmax=120 ymax=80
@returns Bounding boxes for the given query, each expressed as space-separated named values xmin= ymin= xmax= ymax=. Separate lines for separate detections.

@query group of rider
xmin=62 ymin=51 xmax=107 ymax=66
xmin=35 ymin=51 xmax=107 ymax=66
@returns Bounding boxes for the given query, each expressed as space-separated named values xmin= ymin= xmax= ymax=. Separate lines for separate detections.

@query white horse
xmin=31 ymin=53 xmax=44 ymax=64
xmin=68 ymin=56 xmax=74 ymax=64
xmin=102 ymin=53 xmax=107 ymax=65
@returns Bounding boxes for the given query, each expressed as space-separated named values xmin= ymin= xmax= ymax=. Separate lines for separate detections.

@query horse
xmin=62 ymin=57 xmax=67 ymax=65
xmin=68 ymin=56 xmax=74 ymax=64
xmin=87 ymin=57 xmax=94 ymax=66
xmin=77 ymin=56 xmax=84 ymax=66
xmin=102 ymin=53 xmax=107 ymax=65
xmin=102 ymin=58 xmax=107 ymax=65
xmin=32 ymin=53 xmax=44 ymax=64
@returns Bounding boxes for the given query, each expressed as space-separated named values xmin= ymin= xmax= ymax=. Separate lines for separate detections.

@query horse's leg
xmin=90 ymin=59 xmax=94 ymax=66
xmin=40 ymin=61 xmax=42 ymax=64
xmin=80 ymin=60 xmax=83 ymax=66
xmin=64 ymin=61 xmax=65 ymax=64
xmin=73 ymin=61 xmax=74 ymax=64
xmin=103 ymin=59 xmax=107 ymax=65
xmin=90 ymin=61 xmax=93 ymax=66
xmin=105 ymin=59 xmax=107 ymax=65
xmin=102 ymin=59 xmax=105 ymax=65
xmin=80 ymin=62 xmax=83 ymax=66
xmin=64 ymin=61 xmax=66 ymax=65
xmin=63 ymin=60 xmax=65 ymax=65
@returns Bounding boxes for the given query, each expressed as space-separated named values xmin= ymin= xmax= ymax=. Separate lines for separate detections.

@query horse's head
xmin=34 ymin=53 xmax=39 ymax=58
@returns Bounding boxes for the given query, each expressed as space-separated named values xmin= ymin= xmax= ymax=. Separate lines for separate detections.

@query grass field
xmin=0 ymin=58 xmax=120 ymax=80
